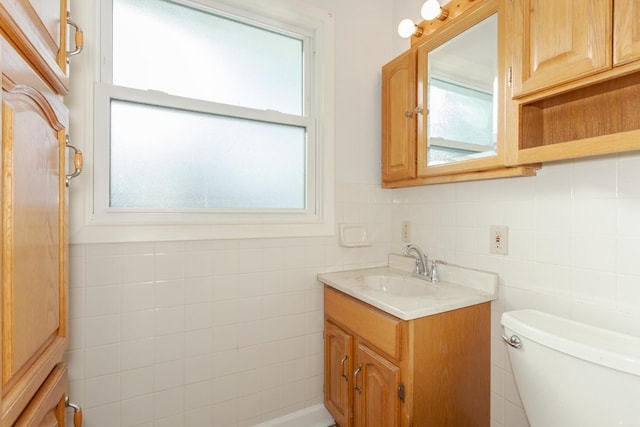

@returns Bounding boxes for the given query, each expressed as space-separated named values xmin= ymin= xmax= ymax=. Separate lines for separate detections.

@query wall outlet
xmin=490 ymin=225 xmax=508 ymax=255
xmin=402 ymin=221 xmax=411 ymax=242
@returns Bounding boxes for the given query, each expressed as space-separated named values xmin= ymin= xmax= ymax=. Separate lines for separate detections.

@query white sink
xmin=358 ymin=274 xmax=438 ymax=297
xmin=317 ymin=254 xmax=498 ymax=320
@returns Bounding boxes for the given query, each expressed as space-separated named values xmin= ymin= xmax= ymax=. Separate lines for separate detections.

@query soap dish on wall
xmin=339 ymin=223 xmax=371 ymax=247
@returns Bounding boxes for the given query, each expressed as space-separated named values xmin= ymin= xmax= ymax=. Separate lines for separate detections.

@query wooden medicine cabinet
xmin=381 ymin=0 xmax=538 ymax=188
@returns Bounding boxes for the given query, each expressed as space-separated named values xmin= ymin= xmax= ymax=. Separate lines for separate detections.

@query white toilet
xmin=501 ymin=309 xmax=640 ymax=427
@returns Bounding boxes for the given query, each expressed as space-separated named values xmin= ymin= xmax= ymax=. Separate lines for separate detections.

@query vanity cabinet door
xmin=614 ymin=0 xmax=640 ymax=66
xmin=324 ymin=321 xmax=353 ymax=427
xmin=381 ymin=49 xmax=417 ymax=183
xmin=352 ymin=342 xmax=401 ymax=427
xmin=511 ymin=0 xmax=612 ymax=98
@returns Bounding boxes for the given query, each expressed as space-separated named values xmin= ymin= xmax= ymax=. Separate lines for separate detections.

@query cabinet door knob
xmin=405 ymin=111 xmax=413 ymax=118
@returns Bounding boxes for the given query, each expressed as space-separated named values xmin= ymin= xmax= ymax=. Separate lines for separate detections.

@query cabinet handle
xmin=404 ymin=111 xmax=413 ymax=118
xmin=65 ymin=135 xmax=83 ymax=187
xmin=415 ymin=106 xmax=423 ymax=115
xmin=67 ymin=11 xmax=84 ymax=60
xmin=340 ymin=354 xmax=349 ymax=381
xmin=65 ymin=396 xmax=83 ymax=427
xmin=353 ymin=363 xmax=362 ymax=395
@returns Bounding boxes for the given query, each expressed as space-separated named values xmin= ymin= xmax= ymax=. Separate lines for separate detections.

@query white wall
xmin=65 ymin=0 xmax=395 ymax=426
xmin=391 ymin=154 xmax=640 ymax=426
xmin=66 ymin=0 xmax=640 ymax=426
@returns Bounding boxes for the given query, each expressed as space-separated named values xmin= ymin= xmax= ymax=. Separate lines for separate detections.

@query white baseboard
xmin=253 ymin=404 xmax=335 ymax=427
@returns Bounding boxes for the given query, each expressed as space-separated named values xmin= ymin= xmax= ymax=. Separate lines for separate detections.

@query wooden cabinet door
xmin=14 ymin=364 xmax=67 ymax=427
xmin=614 ymin=0 xmax=640 ymax=66
xmin=27 ymin=0 xmax=68 ymax=71
xmin=353 ymin=343 xmax=400 ymax=427
xmin=0 ymin=1 xmax=69 ymax=93
xmin=381 ymin=50 xmax=417 ymax=183
xmin=324 ymin=321 xmax=353 ymax=427
xmin=1 ymin=37 xmax=69 ymax=426
xmin=511 ymin=0 xmax=612 ymax=97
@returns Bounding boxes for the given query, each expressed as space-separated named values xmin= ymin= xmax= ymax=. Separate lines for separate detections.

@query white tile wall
xmin=68 ymin=153 xmax=640 ymax=426
xmin=392 ymin=152 xmax=640 ymax=427
xmin=66 ymin=184 xmax=393 ymax=427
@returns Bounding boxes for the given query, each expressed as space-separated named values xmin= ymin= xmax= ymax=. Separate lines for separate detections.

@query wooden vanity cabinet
xmin=323 ymin=286 xmax=490 ymax=427
xmin=506 ymin=0 xmax=640 ymax=164
xmin=352 ymin=342 xmax=401 ymax=427
xmin=324 ymin=321 xmax=353 ymax=427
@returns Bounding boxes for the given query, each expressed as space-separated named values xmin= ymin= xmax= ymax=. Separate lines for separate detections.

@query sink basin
xmin=357 ymin=274 xmax=436 ymax=297
xmin=317 ymin=254 xmax=498 ymax=320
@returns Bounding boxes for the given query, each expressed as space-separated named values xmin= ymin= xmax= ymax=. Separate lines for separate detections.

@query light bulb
xmin=421 ymin=0 xmax=443 ymax=20
xmin=398 ymin=18 xmax=421 ymax=38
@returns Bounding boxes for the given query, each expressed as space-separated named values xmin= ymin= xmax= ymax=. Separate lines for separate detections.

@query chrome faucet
xmin=402 ymin=244 xmax=430 ymax=279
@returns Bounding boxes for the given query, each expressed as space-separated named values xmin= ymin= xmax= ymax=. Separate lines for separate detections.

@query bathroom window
xmin=79 ymin=0 xmax=335 ymax=241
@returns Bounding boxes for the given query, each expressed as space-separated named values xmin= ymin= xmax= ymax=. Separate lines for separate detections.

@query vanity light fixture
xmin=421 ymin=0 xmax=449 ymax=21
xmin=397 ymin=18 xmax=424 ymax=38
xmin=397 ymin=0 xmax=449 ymax=38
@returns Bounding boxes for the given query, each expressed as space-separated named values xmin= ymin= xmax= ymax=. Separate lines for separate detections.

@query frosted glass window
xmin=110 ymin=100 xmax=306 ymax=209
xmin=112 ymin=0 xmax=304 ymax=115
xmin=91 ymin=0 xmax=333 ymax=235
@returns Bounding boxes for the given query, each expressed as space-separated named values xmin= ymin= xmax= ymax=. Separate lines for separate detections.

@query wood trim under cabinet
xmin=382 ymin=165 xmax=539 ymax=188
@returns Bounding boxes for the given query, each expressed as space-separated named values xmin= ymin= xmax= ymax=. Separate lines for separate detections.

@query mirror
xmin=426 ymin=13 xmax=498 ymax=166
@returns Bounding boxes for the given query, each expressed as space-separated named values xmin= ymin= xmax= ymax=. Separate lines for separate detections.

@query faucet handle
xmin=430 ymin=260 xmax=446 ymax=282
xmin=413 ymin=258 xmax=422 ymax=274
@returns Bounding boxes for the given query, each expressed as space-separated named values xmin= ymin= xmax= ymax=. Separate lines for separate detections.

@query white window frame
xmin=67 ymin=0 xmax=335 ymax=243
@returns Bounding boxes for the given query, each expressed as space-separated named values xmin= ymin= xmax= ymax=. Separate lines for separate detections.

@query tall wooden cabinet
xmin=0 ymin=1 xmax=82 ymax=425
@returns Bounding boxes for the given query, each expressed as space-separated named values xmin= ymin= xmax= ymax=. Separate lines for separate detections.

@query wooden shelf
xmin=519 ymin=71 xmax=640 ymax=159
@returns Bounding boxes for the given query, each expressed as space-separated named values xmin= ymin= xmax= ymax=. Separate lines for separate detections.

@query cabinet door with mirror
xmin=381 ymin=0 xmax=537 ymax=187
xmin=418 ymin=12 xmax=498 ymax=172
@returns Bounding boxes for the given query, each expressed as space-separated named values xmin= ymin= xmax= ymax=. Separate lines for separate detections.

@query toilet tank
xmin=501 ymin=309 xmax=640 ymax=427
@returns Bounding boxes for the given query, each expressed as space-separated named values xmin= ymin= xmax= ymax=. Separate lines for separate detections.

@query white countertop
xmin=318 ymin=255 xmax=498 ymax=321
